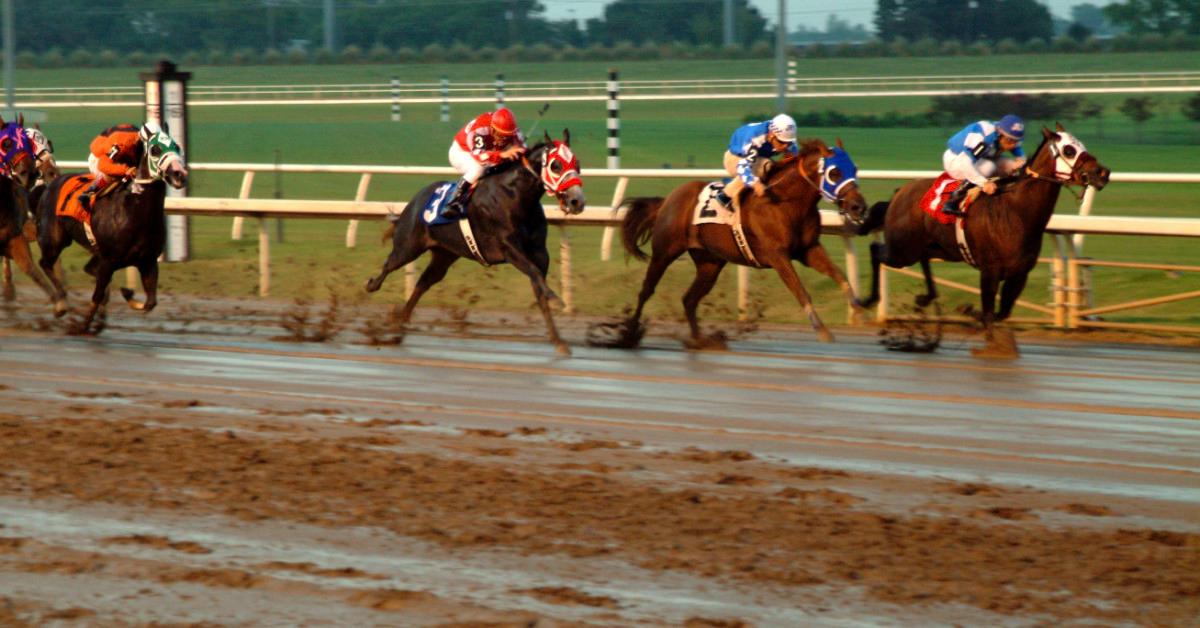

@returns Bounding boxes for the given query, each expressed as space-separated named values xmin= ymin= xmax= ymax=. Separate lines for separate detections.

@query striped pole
xmin=606 ymin=68 xmax=619 ymax=169
xmin=390 ymin=76 xmax=400 ymax=121
xmin=600 ymin=68 xmax=620 ymax=261
xmin=495 ymin=73 xmax=505 ymax=109
xmin=787 ymin=59 xmax=796 ymax=95
xmin=440 ymin=75 xmax=450 ymax=122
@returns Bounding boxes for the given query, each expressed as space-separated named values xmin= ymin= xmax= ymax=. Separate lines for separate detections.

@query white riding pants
xmin=448 ymin=143 xmax=486 ymax=184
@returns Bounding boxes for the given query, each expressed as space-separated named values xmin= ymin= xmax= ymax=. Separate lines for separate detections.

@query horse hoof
xmin=364 ymin=278 xmax=379 ymax=293
xmin=854 ymin=297 xmax=877 ymax=309
xmin=2 ymin=288 xmax=14 ymax=302
xmin=915 ymin=294 xmax=935 ymax=308
xmin=817 ymin=328 xmax=835 ymax=343
xmin=554 ymin=343 xmax=572 ymax=357
xmin=684 ymin=332 xmax=728 ymax=351
xmin=585 ymin=319 xmax=645 ymax=349
xmin=53 ymin=300 xmax=68 ymax=318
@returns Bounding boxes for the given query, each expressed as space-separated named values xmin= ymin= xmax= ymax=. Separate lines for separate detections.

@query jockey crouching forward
xmin=444 ymin=107 xmax=526 ymax=219
xmin=78 ymin=122 xmax=160 ymax=211
xmin=719 ymin=114 xmax=799 ymax=213
xmin=941 ymin=114 xmax=1027 ymax=216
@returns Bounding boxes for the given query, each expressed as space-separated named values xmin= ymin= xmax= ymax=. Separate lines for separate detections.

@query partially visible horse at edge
xmin=365 ymin=130 xmax=586 ymax=356
xmin=855 ymin=123 xmax=1111 ymax=356
xmin=602 ymin=139 xmax=871 ymax=349
xmin=0 ymin=115 xmax=64 ymax=314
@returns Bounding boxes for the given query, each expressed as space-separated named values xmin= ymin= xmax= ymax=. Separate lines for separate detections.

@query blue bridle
xmin=817 ymin=147 xmax=858 ymax=203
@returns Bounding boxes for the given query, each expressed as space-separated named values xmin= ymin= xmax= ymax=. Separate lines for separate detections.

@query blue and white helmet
xmin=996 ymin=114 xmax=1025 ymax=140
xmin=769 ymin=114 xmax=797 ymax=142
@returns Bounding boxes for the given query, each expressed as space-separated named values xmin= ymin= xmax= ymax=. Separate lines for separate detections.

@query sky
xmin=541 ymin=0 xmax=1100 ymax=30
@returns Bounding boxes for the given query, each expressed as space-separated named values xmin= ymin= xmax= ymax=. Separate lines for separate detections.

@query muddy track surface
xmin=0 ymin=296 xmax=1198 ymax=626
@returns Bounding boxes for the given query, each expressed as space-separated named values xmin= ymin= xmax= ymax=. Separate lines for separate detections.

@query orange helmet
xmin=490 ymin=107 xmax=517 ymax=137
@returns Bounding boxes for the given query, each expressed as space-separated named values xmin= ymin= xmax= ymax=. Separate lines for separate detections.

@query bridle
xmin=1024 ymin=134 xmax=1090 ymax=201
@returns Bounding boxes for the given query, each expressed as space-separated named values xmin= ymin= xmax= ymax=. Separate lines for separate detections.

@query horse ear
xmin=836 ymin=137 xmax=844 ymax=149
xmin=1041 ymin=126 xmax=1054 ymax=139
xmin=820 ymin=143 xmax=834 ymax=158
xmin=543 ymin=130 xmax=551 ymax=144
xmin=17 ymin=113 xmax=23 ymax=126
xmin=1055 ymin=121 xmax=1066 ymax=132
xmin=162 ymin=121 xmax=170 ymax=135
xmin=563 ymin=128 xmax=571 ymax=147
xmin=0 ymin=114 xmax=6 ymax=126
xmin=34 ymin=122 xmax=40 ymax=130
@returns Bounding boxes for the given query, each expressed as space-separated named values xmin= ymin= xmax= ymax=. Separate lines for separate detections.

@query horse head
xmin=137 ymin=125 xmax=189 ymax=190
xmin=799 ymin=138 xmax=868 ymax=232
xmin=24 ymin=125 xmax=60 ymax=185
xmin=0 ymin=116 xmax=37 ymax=190
xmin=531 ymin=129 xmax=585 ymax=215
xmin=1032 ymin=122 xmax=1111 ymax=190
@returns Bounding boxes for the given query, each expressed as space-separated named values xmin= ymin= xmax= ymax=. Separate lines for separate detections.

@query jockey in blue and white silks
xmin=719 ymin=114 xmax=799 ymax=213
xmin=941 ymin=114 xmax=1027 ymax=215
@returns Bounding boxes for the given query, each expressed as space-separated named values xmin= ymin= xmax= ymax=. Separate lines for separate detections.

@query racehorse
xmin=0 ymin=116 xmax=64 ymax=313
xmin=365 ymin=130 xmax=586 ymax=355
xmin=35 ymin=127 xmax=188 ymax=334
xmin=608 ymin=139 xmax=870 ymax=349
xmin=855 ymin=123 xmax=1110 ymax=355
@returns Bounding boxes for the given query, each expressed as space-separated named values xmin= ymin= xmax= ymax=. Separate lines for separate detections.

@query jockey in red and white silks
xmin=444 ymin=107 xmax=526 ymax=217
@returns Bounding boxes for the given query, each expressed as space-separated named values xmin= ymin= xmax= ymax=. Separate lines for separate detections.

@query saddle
xmin=56 ymin=175 xmax=121 ymax=225
xmin=920 ymin=173 xmax=981 ymax=225
xmin=690 ymin=181 xmax=762 ymax=267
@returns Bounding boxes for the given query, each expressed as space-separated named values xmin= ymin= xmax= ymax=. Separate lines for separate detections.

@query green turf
xmin=10 ymin=55 xmax=1200 ymax=331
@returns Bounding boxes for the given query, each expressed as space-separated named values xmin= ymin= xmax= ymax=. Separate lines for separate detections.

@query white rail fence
xmin=20 ymin=70 xmax=1200 ymax=107
xmin=56 ymin=160 xmax=1200 ymax=332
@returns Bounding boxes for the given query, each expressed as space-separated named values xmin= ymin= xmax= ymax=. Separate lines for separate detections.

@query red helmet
xmin=490 ymin=107 xmax=517 ymax=137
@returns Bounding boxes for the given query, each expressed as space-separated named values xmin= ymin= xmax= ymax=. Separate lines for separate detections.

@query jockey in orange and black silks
xmin=77 ymin=122 xmax=178 ymax=210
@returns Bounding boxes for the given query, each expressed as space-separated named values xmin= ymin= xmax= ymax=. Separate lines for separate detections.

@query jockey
xmin=941 ymin=114 xmax=1027 ymax=216
xmin=78 ymin=122 xmax=160 ymax=211
xmin=719 ymin=114 xmax=799 ymax=213
xmin=444 ymin=106 xmax=526 ymax=219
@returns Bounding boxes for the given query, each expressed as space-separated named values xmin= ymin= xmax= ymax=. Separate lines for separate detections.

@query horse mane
xmin=485 ymin=141 xmax=549 ymax=177
xmin=762 ymin=138 xmax=825 ymax=186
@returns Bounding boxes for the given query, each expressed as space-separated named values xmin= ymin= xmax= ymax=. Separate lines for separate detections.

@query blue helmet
xmin=996 ymin=114 xmax=1025 ymax=140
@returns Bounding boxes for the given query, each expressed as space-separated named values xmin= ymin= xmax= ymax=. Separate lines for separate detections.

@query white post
xmin=345 ymin=173 xmax=371 ymax=248
xmin=842 ymin=234 xmax=859 ymax=323
xmin=390 ymin=75 xmax=401 ymax=122
xmin=258 ymin=216 xmax=270 ymax=297
xmin=494 ymin=73 xmax=504 ymax=109
xmin=559 ymin=225 xmax=574 ymax=314
xmin=876 ymin=265 xmax=889 ymax=323
xmin=440 ymin=76 xmax=450 ymax=122
xmin=600 ymin=176 xmax=628 ymax=262
xmin=1073 ymin=185 xmax=1097 ymax=311
xmin=787 ymin=59 xmax=797 ymax=94
xmin=231 ymin=170 xmax=255 ymax=240
xmin=1051 ymin=234 xmax=1069 ymax=328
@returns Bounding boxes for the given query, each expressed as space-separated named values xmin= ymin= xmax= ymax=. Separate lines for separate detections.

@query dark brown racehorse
xmin=365 ymin=131 xmax=586 ymax=355
xmin=0 ymin=116 xmax=64 ymax=314
xmin=609 ymin=139 xmax=869 ymax=348
xmin=35 ymin=129 xmax=188 ymax=334
xmin=856 ymin=123 xmax=1110 ymax=355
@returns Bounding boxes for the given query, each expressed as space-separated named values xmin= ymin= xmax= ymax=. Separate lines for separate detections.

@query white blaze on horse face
xmin=1053 ymin=132 xmax=1087 ymax=181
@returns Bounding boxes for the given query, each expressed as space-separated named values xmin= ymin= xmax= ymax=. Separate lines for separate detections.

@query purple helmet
xmin=996 ymin=114 xmax=1025 ymax=140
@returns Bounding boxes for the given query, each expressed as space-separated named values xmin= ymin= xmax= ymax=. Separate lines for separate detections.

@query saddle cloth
xmin=692 ymin=182 xmax=735 ymax=226
xmin=919 ymin=173 xmax=980 ymax=225
xmin=55 ymin=174 xmax=119 ymax=226
xmin=420 ymin=181 xmax=464 ymax=226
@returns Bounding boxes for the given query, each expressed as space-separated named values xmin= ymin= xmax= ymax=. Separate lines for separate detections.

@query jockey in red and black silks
xmin=444 ymin=107 xmax=527 ymax=219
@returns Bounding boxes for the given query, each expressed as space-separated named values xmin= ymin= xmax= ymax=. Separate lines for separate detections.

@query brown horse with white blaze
xmin=855 ymin=123 xmax=1111 ymax=354
xmin=610 ymin=139 xmax=870 ymax=348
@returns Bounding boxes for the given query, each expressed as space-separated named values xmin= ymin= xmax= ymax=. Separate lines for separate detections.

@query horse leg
xmin=393 ymin=247 xmax=458 ymax=327
xmin=2 ymin=257 xmax=12 ymax=301
xmin=767 ymin=254 xmax=834 ymax=343
xmin=6 ymin=236 xmax=65 ymax=315
xmin=365 ymin=225 xmax=428 ymax=293
xmin=629 ymin=241 xmax=686 ymax=324
xmin=996 ymin=272 xmax=1029 ymax=322
xmin=37 ymin=229 xmax=70 ymax=318
xmin=76 ymin=262 xmax=114 ymax=335
xmin=501 ymin=240 xmax=570 ymax=356
xmin=802 ymin=243 xmax=869 ymax=324
xmin=681 ymin=251 xmax=726 ymax=349
xmin=915 ymin=256 xmax=938 ymax=307
xmin=121 ymin=259 xmax=158 ymax=312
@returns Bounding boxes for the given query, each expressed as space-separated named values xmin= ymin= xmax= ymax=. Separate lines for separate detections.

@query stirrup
xmin=942 ymin=204 xmax=965 ymax=217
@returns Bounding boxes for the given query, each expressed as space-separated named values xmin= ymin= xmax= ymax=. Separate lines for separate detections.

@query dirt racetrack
xmin=0 ymin=296 xmax=1198 ymax=626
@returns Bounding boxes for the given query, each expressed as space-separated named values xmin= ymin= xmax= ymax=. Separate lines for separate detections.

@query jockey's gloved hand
xmin=752 ymin=181 xmax=766 ymax=197
xmin=982 ymin=181 xmax=998 ymax=195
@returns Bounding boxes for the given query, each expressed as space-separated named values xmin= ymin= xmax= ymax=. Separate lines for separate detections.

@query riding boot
xmin=441 ymin=180 xmax=472 ymax=220
xmin=942 ymin=182 xmax=973 ymax=217
xmin=77 ymin=178 xmax=105 ymax=213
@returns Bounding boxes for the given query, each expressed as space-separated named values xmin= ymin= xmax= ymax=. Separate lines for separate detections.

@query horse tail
xmin=619 ymin=196 xmax=664 ymax=261
xmin=857 ymin=200 xmax=890 ymax=236
xmin=381 ymin=223 xmax=396 ymax=245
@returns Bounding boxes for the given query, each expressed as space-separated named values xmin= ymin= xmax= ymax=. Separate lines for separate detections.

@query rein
xmin=1023 ymin=139 xmax=1087 ymax=201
